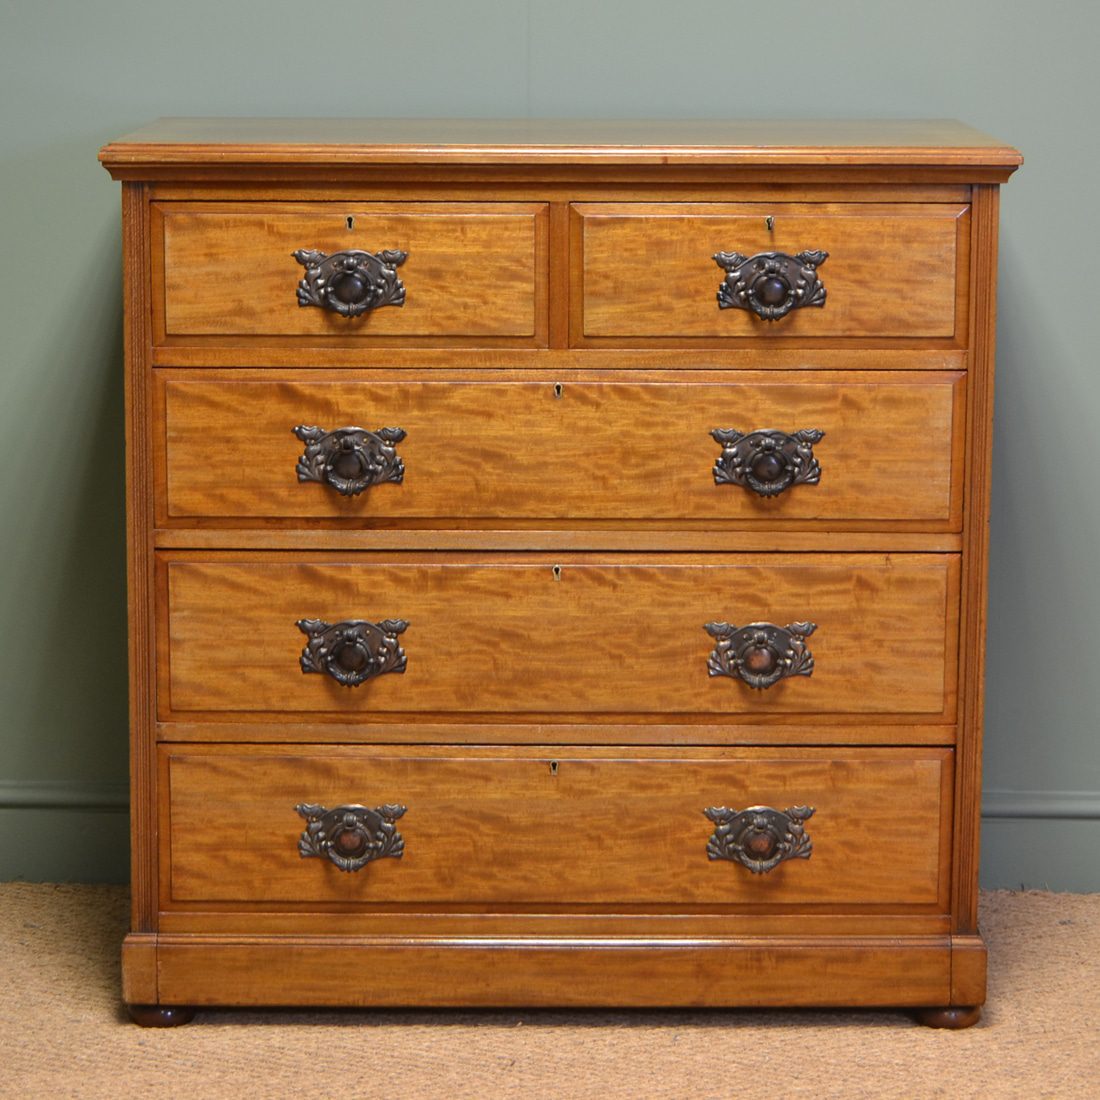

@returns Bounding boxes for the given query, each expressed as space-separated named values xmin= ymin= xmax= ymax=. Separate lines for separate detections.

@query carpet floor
xmin=2 ymin=885 xmax=1097 ymax=1099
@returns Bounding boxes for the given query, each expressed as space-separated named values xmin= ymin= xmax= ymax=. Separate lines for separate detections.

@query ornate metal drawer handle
xmin=711 ymin=428 xmax=824 ymax=497
xmin=293 ymin=424 xmax=406 ymax=497
xmin=713 ymin=249 xmax=828 ymax=320
xmin=297 ymin=618 xmax=408 ymax=687
xmin=293 ymin=247 xmax=407 ymax=317
xmin=704 ymin=805 xmax=814 ymax=874
xmin=704 ymin=620 xmax=816 ymax=689
xmin=296 ymin=803 xmax=406 ymax=872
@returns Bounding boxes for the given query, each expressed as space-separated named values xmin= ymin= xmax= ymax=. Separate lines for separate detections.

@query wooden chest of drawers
xmin=100 ymin=119 xmax=1020 ymax=1028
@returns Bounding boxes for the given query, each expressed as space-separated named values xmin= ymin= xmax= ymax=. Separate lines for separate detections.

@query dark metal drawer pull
xmin=297 ymin=618 xmax=408 ymax=687
xmin=293 ymin=247 xmax=407 ymax=317
xmin=704 ymin=804 xmax=815 ymax=874
xmin=704 ymin=620 xmax=816 ymax=689
xmin=713 ymin=249 xmax=828 ymax=320
xmin=711 ymin=427 xmax=824 ymax=497
xmin=293 ymin=424 xmax=406 ymax=497
xmin=296 ymin=803 xmax=406 ymax=872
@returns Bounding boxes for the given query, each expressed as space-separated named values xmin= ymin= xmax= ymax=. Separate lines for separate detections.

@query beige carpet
xmin=2 ymin=886 xmax=1097 ymax=1099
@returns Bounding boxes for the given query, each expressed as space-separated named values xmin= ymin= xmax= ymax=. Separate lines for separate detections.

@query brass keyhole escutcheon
xmin=552 ymin=565 xmax=562 ymax=581
xmin=549 ymin=761 xmax=559 ymax=776
xmin=553 ymin=382 xmax=564 ymax=399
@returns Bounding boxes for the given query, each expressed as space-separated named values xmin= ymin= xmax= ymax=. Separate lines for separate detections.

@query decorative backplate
xmin=293 ymin=247 xmax=408 ymax=317
xmin=295 ymin=803 xmax=407 ymax=872
xmin=704 ymin=620 xmax=816 ymax=689
xmin=703 ymin=805 xmax=815 ymax=874
xmin=293 ymin=424 xmax=406 ymax=497
xmin=297 ymin=618 xmax=408 ymax=687
xmin=713 ymin=250 xmax=828 ymax=320
xmin=711 ymin=428 xmax=824 ymax=497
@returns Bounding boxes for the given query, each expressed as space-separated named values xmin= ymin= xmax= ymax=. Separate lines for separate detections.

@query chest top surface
xmin=99 ymin=117 xmax=1022 ymax=176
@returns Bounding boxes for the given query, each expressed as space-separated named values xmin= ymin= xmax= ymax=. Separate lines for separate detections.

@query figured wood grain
xmin=153 ymin=935 xmax=951 ymax=1007
xmin=158 ymin=370 xmax=963 ymax=527
xmin=155 ymin=202 xmax=546 ymax=340
xmin=161 ymin=552 xmax=958 ymax=720
xmin=577 ymin=203 xmax=967 ymax=339
xmin=163 ymin=745 xmax=950 ymax=909
xmin=101 ymin=120 xmax=1017 ymax=1015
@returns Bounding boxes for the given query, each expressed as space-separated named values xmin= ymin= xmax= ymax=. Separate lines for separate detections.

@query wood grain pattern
xmin=102 ymin=119 xmax=1017 ymax=1014
xmin=153 ymin=935 xmax=951 ymax=1007
xmin=99 ymin=117 xmax=1022 ymax=172
xmin=155 ymin=202 xmax=547 ymax=341
xmin=158 ymin=370 xmax=963 ymax=527
xmin=577 ymin=203 xmax=967 ymax=339
xmin=163 ymin=744 xmax=951 ymax=908
xmin=953 ymin=185 xmax=1000 ymax=933
xmin=122 ymin=184 xmax=158 ymax=934
xmin=161 ymin=552 xmax=958 ymax=720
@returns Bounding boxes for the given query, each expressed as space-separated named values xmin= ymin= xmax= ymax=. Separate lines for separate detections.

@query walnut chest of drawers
xmin=99 ymin=119 xmax=1021 ymax=1028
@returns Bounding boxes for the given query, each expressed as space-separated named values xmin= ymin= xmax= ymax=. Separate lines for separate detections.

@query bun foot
xmin=914 ymin=1005 xmax=981 ymax=1029
xmin=127 ymin=1004 xmax=196 ymax=1027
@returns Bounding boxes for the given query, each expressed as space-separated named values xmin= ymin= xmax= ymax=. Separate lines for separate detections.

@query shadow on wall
xmin=0 ymin=135 xmax=130 ymax=878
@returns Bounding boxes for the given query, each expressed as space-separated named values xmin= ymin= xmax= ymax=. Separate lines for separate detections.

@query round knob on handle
xmin=711 ymin=428 xmax=824 ymax=498
xmin=703 ymin=805 xmax=815 ymax=874
xmin=296 ymin=618 xmax=409 ymax=687
xmin=293 ymin=247 xmax=408 ymax=318
xmin=713 ymin=249 xmax=828 ymax=320
xmin=704 ymin=620 xmax=816 ymax=689
xmin=295 ymin=802 xmax=407 ymax=872
xmin=293 ymin=425 xmax=406 ymax=497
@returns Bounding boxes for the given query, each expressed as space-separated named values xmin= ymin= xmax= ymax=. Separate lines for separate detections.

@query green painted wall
xmin=2 ymin=0 xmax=1097 ymax=887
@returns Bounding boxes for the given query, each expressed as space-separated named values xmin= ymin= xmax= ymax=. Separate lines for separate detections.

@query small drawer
xmin=161 ymin=744 xmax=952 ymax=909
xmin=153 ymin=202 xmax=548 ymax=343
xmin=159 ymin=551 xmax=958 ymax=721
xmin=157 ymin=368 xmax=964 ymax=529
xmin=574 ymin=202 xmax=969 ymax=341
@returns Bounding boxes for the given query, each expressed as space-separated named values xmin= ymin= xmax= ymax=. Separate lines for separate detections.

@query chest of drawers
xmin=99 ymin=119 xmax=1020 ymax=1028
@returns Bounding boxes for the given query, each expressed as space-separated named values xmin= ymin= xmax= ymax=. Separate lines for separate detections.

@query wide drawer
xmin=575 ymin=203 xmax=969 ymax=340
xmin=162 ymin=745 xmax=952 ymax=909
xmin=158 ymin=369 xmax=964 ymax=528
xmin=153 ymin=202 xmax=547 ymax=342
xmin=160 ymin=552 xmax=958 ymax=720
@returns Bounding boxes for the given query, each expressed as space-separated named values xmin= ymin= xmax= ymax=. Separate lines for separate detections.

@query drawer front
xmin=154 ymin=202 xmax=547 ymax=341
xmin=161 ymin=552 xmax=958 ymax=719
xmin=159 ymin=370 xmax=963 ymax=527
xmin=576 ymin=203 xmax=968 ymax=340
xmin=162 ymin=745 xmax=952 ymax=908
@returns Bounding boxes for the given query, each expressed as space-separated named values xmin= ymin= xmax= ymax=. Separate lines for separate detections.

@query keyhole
xmin=553 ymin=382 xmax=564 ymax=399
xmin=549 ymin=761 xmax=559 ymax=776
xmin=765 ymin=215 xmax=775 ymax=232
xmin=346 ymin=216 xmax=355 ymax=231
xmin=552 ymin=565 xmax=562 ymax=581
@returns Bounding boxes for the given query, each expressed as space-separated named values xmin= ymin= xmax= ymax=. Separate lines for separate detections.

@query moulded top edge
xmin=98 ymin=118 xmax=1024 ymax=174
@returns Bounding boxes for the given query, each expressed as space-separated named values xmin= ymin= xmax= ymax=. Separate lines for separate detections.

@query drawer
xmin=162 ymin=745 xmax=952 ymax=909
xmin=153 ymin=202 xmax=548 ymax=342
xmin=574 ymin=203 xmax=969 ymax=341
xmin=160 ymin=552 xmax=958 ymax=720
xmin=158 ymin=369 xmax=964 ymax=528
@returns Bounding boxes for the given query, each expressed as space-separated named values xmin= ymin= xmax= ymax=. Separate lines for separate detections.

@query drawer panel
xmin=163 ymin=745 xmax=952 ymax=908
xmin=575 ymin=203 xmax=968 ymax=340
xmin=154 ymin=202 xmax=547 ymax=341
xmin=159 ymin=370 xmax=964 ymax=527
xmin=161 ymin=552 xmax=958 ymax=720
